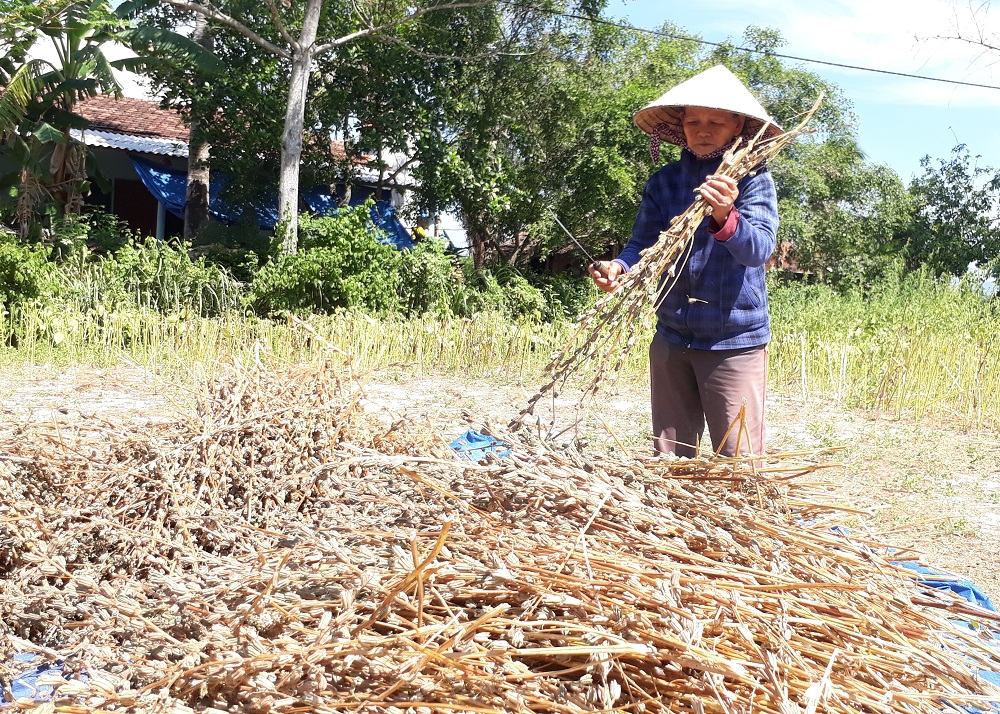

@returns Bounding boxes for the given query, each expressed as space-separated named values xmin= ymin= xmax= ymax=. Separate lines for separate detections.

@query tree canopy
xmin=2 ymin=1 xmax=997 ymax=286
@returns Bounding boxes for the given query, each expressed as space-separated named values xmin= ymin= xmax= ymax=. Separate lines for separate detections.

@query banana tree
xmin=1 ymin=1 xmax=71 ymax=138
xmin=1 ymin=0 xmax=218 ymax=238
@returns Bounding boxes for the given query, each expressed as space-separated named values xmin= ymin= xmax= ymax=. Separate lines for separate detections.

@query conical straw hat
xmin=633 ymin=65 xmax=781 ymax=148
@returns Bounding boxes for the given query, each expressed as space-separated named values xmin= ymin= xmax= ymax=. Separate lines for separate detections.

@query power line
xmin=503 ymin=1 xmax=1000 ymax=92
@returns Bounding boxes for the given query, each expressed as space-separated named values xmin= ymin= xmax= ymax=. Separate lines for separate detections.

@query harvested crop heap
xmin=1 ymin=357 xmax=999 ymax=714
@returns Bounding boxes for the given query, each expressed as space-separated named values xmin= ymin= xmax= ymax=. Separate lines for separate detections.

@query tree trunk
xmin=185 ymin=129 xmax=211 ymax=241
xmin=376 ymin=157 xmax=385 ymax=201
xmin=185 ymin=14 xmax=213 ymax=242
xmin=278 ymin=0 xmax=323 ymax=255
xmin=49 ymin=129 xmax=86 ymax=218
xmin=464 ymin=210 xmax=490 ymax=271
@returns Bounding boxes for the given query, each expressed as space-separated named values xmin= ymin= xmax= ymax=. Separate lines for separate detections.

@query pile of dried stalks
xmin=1 ymin=356 xmax=999 ymax=714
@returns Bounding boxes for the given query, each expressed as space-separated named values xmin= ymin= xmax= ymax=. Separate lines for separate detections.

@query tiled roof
xmin=76 ymin=94 xmax=189 ymax=141
xmin=71 ymin=94 xmax=416 ymax=186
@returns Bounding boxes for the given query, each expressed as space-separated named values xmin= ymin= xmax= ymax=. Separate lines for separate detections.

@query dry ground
xmin=3 ymin=361 xmax=998 ymax=604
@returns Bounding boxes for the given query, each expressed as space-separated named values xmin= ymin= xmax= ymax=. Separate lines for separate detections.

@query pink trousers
xmin=649 ymin=332 xmax=767 ymax=458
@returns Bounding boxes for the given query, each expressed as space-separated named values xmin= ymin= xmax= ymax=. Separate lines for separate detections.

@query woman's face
xmin=681 ymin=107 xmax=745 ymax=157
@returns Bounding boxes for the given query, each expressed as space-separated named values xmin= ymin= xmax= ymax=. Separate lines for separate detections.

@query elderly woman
xmin=589 ymin=65 xmax=779 ymax=458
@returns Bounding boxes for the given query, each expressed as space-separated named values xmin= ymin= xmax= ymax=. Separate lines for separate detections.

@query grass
xmin=0 ymin=273 xmax=996 ymax=430
xmin=768 ymin=274 xmax=1000 ymax=430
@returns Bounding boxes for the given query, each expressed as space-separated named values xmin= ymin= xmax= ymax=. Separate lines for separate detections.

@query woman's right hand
xmin=588 ymin=260 xmax=623 ymax=292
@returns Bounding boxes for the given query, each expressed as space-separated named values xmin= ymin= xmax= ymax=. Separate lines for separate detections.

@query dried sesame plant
xmin=514 ymin=97 xmax=823 ymax=430
xmin=2 ymin=354 xmax=1000 ymax=714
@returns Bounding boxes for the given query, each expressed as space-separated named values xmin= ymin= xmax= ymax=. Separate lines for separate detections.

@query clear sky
xmin=611 ymin=0 xmax=1000 ymax=183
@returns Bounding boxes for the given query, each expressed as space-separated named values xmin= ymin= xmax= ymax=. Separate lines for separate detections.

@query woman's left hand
xmin=698 ymin=174 xmax=739 ymax=224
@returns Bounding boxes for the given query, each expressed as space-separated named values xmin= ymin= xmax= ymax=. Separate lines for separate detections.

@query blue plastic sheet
xmin=1 ymin=652 xmax=88 ymax=703
xmin=897 ymin=561 xmax=997 ymax=613
xmin=368 ymin=201 xmax=415 ymax=250
xmin=300 ymin=191 xmax=414 ymax=250
xmin=130 ymin=156 xmax=409 ymax=246
xmin=130 ymin=155 xmax=280 ymax=228
xmin=893 ymin=562 xmax=1000 ymax=712
xmin=450 ymin=429 xmax=511 ymax=461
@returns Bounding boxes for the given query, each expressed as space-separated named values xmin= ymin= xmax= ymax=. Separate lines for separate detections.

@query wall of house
xmin=0 ymin=146 xmax=181 ymax=239
xmin=87 ymin=148 xmax=184 ymax=239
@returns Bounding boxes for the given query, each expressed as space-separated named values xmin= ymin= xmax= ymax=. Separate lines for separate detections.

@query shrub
xmin=250 ymin=206 xmax=402 ymax=315
xmin=397 ymin=239 xmax=462 ymax=316
xmin=525 ymin=271 xmax=598 ymax=320
xmin=108 ymin=239 xmax=243 ymax=315
xmin=47 ymin=210 xmax=137 ymax=258
xmin=454 ymin=263 xmax=549 ymax=321
xmin=79 ymin=209 xmax=135 ymax=255
xmin=191 ymin=218 xmax=270 ymax=284
xmin=57 ymin=239 xmax=242 ymax=316
xmin=0 ymin=234 xmax=60 ymax=307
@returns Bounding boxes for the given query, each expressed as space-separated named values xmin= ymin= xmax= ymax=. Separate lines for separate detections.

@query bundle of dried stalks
xmin=1 ymin=356 xmax=998 ymax=714
xmin=515 ymin=98 xmax=823 ymax=428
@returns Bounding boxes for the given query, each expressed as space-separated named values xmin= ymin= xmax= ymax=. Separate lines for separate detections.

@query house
xmin=70 ymin=94 xmax=415 ymax=241
xmin=73 ymin=94 xmax=189 ymax=239
xmin=766 ymin=239 xmax=809 ymax=279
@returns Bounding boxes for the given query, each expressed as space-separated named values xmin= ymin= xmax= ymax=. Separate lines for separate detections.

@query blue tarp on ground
xmin=897 ymin=561 xmax=997 ymax=613
xmin=130 ymin=156 xmax=411 ymax=247
xmin=1 ymin=652 xmax=88 ymax=703
xmin=450 ymin=429 xmax=511 ymax=461
xmin=894 ymin=561 xmax=1000 ymax=709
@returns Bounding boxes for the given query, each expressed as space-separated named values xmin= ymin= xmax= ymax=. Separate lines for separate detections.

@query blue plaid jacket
xmin=615 ymin=150 xmax=778 ymax=350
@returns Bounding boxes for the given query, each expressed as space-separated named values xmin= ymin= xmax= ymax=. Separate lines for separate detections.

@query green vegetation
xmin=1 ymin=2 xmax=999 ymax=444
xmin=768 ymin=273 xmax=1000 ymax=428
xmin=0 ymin=208 xmax=995 ymax=431
xmin=4 ymin=1 xmax=999 ymax=290
xmin=0 ymin=0 xmax=217 ymax=238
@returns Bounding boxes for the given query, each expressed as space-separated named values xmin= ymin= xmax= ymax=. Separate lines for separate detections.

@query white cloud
xmin=773 ymin=0 xmax=1000 ymax=104
xmin=624 ymin=0 xmax=1000 ymax=107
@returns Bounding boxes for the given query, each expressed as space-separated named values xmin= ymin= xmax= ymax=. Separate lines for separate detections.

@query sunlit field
xmin=0 ymin=272 xmax=996 ymax=430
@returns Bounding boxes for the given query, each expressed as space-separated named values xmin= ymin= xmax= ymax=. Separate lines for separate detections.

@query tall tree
xmin=183 ymin=12 xmax=213 ymax=241
xmin=120 ymin=0 xmax=517 ymax=255
xmin=2 ymin=1 xmax=134 ymax=235
xmin=403 ymin=16 xmax=687 ymax=269
xmin=412 ymin=23 xmax=872 ymax=272
xmin=777 ymin=140 xmax=912 ymax=288
xmin=903 ymin=145 xmax=1000 ymax=278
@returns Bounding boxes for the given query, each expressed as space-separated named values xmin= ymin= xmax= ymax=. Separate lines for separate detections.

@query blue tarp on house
xmin=130 ymin=156 xmax=411 ymax=247
xmin=130 ymin=155 xmax=278 ymax=228
xmin=300 ymin=187 xmax=414 ymax=250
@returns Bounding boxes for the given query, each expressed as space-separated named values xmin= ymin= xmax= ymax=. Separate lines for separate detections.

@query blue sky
xmin=612 ymin=0 xmax=1000 ymax=183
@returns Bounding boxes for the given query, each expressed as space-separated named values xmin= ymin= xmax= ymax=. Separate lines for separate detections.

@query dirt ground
xmin=3 ymin=361 xmax=998 ymax=604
